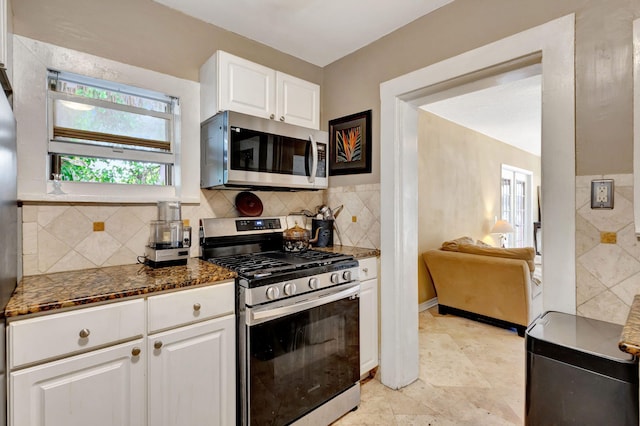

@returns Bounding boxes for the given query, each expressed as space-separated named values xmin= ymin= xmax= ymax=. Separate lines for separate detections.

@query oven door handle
xmin=248 ymin=284 xmax=359 ymax=325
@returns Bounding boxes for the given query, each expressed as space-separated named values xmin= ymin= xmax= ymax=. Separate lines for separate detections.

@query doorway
xmin=378 ymin=15 xmax=576 ymax=389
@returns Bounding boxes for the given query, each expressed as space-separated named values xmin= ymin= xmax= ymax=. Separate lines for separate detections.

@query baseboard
xmin=419 ymin=297 xmax=438 ymax=312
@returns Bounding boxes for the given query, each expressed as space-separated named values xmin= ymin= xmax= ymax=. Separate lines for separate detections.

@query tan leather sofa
xmin=422 ymin=242 xmax=542 ymax=336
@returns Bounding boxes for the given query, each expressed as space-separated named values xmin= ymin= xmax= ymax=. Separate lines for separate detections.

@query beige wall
xmin=323 ymin=0 xmax=640 ymax=187
xmin=417 ymin=111 xmax=541 ymax=304
xmin=14 ymin=1 xmax=639 ymax=177
xmin=11 ymin=0 xmax=322 ymax=85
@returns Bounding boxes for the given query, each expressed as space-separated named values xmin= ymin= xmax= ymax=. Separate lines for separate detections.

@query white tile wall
xmin=576 ymin=174 xmax=640 ymax=325
xmin=21 ymin=189 xmax=325 ymax=275
xmin=326 ymin=184 xmax=381 ymax=249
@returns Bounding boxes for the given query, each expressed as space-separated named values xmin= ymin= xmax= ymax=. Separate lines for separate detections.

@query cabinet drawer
xmin=358 ymin=257 xmax=378 ymax=280
xmin=9 ymin=299 xmax=145 ymax=370
xmin=147 ymin=281 xmax=234 ymax=333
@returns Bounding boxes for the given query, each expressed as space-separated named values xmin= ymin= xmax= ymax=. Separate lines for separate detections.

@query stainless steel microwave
xmin=200 ymin=111 xmax=328 ymax=190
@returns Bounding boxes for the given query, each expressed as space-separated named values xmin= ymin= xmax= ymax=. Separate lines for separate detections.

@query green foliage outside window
xmin=60 ymin=156 xmax=164 ymax=185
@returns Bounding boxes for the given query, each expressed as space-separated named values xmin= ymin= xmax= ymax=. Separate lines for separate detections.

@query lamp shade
xmin=491 ymin=220 xmax=514 ymax=234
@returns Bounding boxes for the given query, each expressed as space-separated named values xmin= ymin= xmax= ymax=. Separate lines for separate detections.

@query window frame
xmin=46 ymin=69 xmax=178 ymax=186
xmin=15 ymin=35 xmax=201 ymax=203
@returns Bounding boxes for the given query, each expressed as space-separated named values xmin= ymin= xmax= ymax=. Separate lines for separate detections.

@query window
xmin=47 ymin=70 xmax=179 ymax=186
xmin=501 ymin=165 xmax=533 ymax=248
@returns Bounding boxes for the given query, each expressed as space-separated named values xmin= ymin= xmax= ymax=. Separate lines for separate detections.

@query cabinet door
xmin=276 ymin=72 xmax=320 ymax=129
xmin=148 ymin=315 xmax=235 ymax=426
xmin=360 ymin=278 xmax=379 ymax=376
xmin=9 ymin=339 xmax=146 ymax=426
xmin=218 ymin=51 xmax=275 ymax=119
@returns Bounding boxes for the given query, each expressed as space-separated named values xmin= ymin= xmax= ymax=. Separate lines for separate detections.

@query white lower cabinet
xmin=359 ymin=257 xmax=379 ymax=377
xmin=7 ymin=280 xmax=236 ymax=426
xmin=9 ymin=339 xmax=146 ymax=426
xmin=147 ymin=315 xmax=235 ymax=426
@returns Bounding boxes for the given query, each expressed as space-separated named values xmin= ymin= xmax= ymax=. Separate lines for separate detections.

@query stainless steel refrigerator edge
xmin=0 ymin=68 xmax=17 ymax=426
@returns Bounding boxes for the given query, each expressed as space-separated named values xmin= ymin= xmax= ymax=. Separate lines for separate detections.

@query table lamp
xmin=491 ymin=220 xmax=514 ymax=248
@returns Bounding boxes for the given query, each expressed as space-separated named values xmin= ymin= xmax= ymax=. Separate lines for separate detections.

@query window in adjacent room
xmin=501 ymin=165 xmax=533 ymax=247
xmin=47 ymin=69 xmax=179 ymax=186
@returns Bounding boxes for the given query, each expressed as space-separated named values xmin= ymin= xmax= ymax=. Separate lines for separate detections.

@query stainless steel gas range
xmin=200 ymin=217 xmax=360 ymax=426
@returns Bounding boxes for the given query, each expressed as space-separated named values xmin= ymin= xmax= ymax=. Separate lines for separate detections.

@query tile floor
xmin=334 ymin=307 xmax=525 ymax=425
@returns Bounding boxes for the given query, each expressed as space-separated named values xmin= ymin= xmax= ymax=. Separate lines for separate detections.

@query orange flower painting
xmin=329 ymin=110 xmax=371 ymax=176
xmin=335 ymin=126 xmax=361 ymax=163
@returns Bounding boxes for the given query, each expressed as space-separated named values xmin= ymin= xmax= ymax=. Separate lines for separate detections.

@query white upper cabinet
xmin=200 ymin=50 xmax=320 ymax=129
xmin=215 ymin=51 xmax=275 ymax=121
xmin=276 ymin=72 xmax=320 ymax=129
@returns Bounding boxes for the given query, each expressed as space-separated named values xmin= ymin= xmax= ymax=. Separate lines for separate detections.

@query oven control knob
xmin=343 ymin=270 xmax=352 ymax=281
xmin=330 ymin=273 xmax=339 ymax=284
xmin=308 ymin=277 xmax=319 ymax=289
xmin=284 ymin=282 xmax=297 ymax=295
xmin=266 ymin=286 xmax=280 ymax=300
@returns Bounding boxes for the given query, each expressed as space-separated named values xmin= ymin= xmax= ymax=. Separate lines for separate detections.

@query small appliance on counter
xmin=144 ymin=201 xmax=191 ymax=267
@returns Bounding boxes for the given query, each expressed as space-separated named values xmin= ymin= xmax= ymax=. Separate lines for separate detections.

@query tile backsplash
xmin=19 ymin=174 xmax=638 ymax=326
xmin=21 ymin=185 xmax=381 ymax=276
xmin=21 ymin=189 xmax=325 ymax=276
xmin=326 ymin=184 xmax=381 ymax=249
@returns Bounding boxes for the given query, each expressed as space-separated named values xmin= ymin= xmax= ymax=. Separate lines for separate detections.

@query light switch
xmin=591 ymin=179 xmax=614 ymax=209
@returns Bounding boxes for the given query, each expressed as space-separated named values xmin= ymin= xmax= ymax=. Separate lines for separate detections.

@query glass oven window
xmin=229 ymin=127 xmax=326 ymax=178
xmin=247 ymin=296 xmax=358 ymax=425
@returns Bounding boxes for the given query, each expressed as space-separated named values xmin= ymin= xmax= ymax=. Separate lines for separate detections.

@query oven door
xmin=240 ymin=283 xmax=360 ymax=426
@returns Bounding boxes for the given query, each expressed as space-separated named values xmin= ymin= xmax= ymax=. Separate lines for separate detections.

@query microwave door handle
xmin=308 ymin=134 xmax=318 ymax=183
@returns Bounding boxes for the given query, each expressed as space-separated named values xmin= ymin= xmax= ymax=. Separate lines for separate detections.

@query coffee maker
xmin=144 ymin=201 xmax=191 ymax=267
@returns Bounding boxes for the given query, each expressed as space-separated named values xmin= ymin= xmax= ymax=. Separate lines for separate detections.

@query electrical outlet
xmin=93 ymin=222 xmax=105 ymax=232
xmin=590 ymin=179 xmax=614 ymax=209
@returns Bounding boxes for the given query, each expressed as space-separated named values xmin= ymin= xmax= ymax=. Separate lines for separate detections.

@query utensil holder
xmin=311 ymin=219 xmax=334 ymax=247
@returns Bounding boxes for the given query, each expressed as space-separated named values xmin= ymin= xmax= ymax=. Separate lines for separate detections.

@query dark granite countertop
xmin=4 ymin=246 xmax=379 ymax=320
xmin=315 ymin=245 xmax=380 ymax=259
xmin=5 ymin=258 xmax=236 ymax=319
xmin=619 ymin=294 xmax=640 ymax=356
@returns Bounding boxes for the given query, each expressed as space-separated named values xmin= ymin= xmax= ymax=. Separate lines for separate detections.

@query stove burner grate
xmin=206 ymin=250 xmax=353 ymax=278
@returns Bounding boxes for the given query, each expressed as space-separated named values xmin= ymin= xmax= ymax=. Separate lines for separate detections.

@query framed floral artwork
xmin=328 ymin=109 xmax=372 ymax=175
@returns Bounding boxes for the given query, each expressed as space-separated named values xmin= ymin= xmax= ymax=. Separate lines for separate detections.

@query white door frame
xmin=379 ymin=14 xmax=575 ymax=389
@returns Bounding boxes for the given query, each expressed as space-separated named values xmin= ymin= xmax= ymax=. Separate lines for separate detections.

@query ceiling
xmin=152 ymin=0 xmax=454 ymax=67
xmin=421 ymin=75 xmax=542 ymax=156
xmin=152 ymin=0 xmax=539 ymax=155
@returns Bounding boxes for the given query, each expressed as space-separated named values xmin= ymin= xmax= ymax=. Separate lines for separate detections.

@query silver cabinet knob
xmin=269 ymin=113 xmax=275 ymax=119
xmin=279 ymin=116 xmax=285 ymax=122
xmin=343 ymin=271 xmax=352 ymax=281
xmin=284 ymin=282 xmax=297 ymax=295
xmin=362 ymin=267 xmax=369 ymax=274
xmin=79 ymin=328 xmax=90 ymax=338
xmin=131 ymin=347 xmax=141 ymax=357
xmin=309 ymin=277 xmax=319 ymax=289
xmin=154 ymin=341 xmax=163 ymax=350
xmin=193 ymin=303 xmax=201 ymax=312
xmin=330 ymin=273 xmax=339 ymax=284
xmin=266 ymin=286 xmax=280 ymax=300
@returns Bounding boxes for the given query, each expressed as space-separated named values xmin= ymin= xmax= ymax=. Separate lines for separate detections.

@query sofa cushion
xmin=456 ymin=244 xmax=535 ymax=272
xmin=441 ymin=236 xmax=475 ymax=251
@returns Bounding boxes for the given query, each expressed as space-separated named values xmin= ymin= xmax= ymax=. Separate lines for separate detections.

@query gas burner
xmin=207 ymin=253 xmax=298 ymax=277
xmin=207 ymin=250 xmax=355 ymax=279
